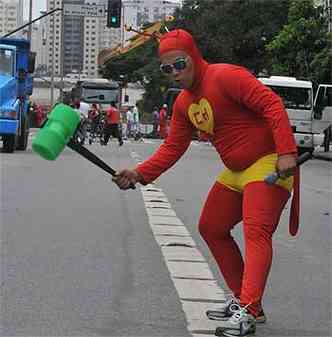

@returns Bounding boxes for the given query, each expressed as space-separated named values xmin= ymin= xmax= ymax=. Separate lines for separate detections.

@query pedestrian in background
xmin=132 ymin=103 xmax=140 ymax=139
xmin=88 ymin=103 xmax=100 ymax=142
xmin=152 ymin=106 xmax=160 ymax=137
xmin=88 ymin=103 xmax=100 ymax=120
xmin=34 ymin=103 xmax=46 ymax=128
xmin=72 ymin=98 xmax=90 ymax=145
xmin=103 ymin=101 xmax=123 ymax=146
xmin=126 ymin=107 xmax=133 ymax=138
xmin=158 ymin=104 xmax=168 ymax=139
xmin=112 ymin=29 xmax=298 ymax=337
xmin=78 ymin=99 xmax=90 ymax=120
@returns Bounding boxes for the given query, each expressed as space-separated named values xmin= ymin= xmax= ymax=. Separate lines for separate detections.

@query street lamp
xmin=28 ymin=0 xmax=33 ymax=40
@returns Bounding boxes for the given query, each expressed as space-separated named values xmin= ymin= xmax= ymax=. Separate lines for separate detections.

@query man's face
xmin=160 ymin=50 xmax=194 ymax=89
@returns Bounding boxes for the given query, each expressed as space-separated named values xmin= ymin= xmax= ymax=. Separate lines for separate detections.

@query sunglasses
xmin=160 ymin=57 xmax=188 ymax=74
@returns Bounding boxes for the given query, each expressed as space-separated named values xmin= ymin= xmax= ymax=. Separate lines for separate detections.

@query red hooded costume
xmin=135 ymin=29 xmax=299 ymax=316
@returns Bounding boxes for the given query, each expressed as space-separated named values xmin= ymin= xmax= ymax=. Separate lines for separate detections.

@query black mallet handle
xmin=264 ymin=152 xmax=312 ymax=185
xmin=67 ymin=139 xmax=136 ymax=189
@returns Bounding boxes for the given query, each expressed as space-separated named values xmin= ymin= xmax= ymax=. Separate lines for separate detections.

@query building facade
xmin=63 ymin=0 xmax=85 ymax=76
xmin=0 ymin=0 xmax=22 ymax=37
xmin=85 ymin=0 xmax=181 ymax=78
xmin=45 ymin=0 xmax=62 ymax=76
xmin=31 ymin=21 xmax=48 ymax=75
xmin=17 ymin=0 xmax=23 ymax=28
xmin=46 ymin=0 xmax=85 ymax=77
xmin=44 ymin=0 xmax=181 ymax=78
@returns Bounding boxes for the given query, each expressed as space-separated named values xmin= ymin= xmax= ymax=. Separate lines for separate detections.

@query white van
xmin=258 ymin=76 xmax=332 ymax=154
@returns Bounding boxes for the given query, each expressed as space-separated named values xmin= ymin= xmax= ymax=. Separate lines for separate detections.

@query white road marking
xmin=131 ymin=151 xmax=226 ymax=336
xmin=148 ymin=215 xmax=185 ymax=226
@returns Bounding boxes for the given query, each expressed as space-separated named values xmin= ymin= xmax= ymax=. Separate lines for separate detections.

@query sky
xmin=23 ymin=0 xmax=47 ymax=20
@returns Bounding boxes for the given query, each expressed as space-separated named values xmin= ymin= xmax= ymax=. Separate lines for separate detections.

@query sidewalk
xmin=313 ymin=146 xmax=332 ymax=161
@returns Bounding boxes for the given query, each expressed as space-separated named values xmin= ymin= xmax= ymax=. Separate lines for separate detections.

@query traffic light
xmin=107 ymin=0 xmax=122 ymax=28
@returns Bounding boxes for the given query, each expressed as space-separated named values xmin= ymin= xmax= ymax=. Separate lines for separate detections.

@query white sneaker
xmin=206 ymin=297 xmax=241 ymax=321
xmin=215 ymin=306 xmax=256 ymax=337
xmin=207 ymin=298 xmax=266 ymax=324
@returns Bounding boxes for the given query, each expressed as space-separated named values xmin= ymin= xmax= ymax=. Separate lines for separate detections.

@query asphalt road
xmin=1 ymin=136 xmax=331 ymax=337
xmin=148 ymin=140 xmax=331 ymax=337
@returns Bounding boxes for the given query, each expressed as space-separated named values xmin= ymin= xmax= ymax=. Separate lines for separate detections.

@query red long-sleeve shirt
xmin=106 ymin=106 xmax=120 ymax=125
xmin=136 ymin=64 xmax=297 ymax=183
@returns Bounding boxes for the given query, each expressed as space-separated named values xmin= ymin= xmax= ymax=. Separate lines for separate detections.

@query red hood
xmin=159 ymin=29 xmax=208 ymax=92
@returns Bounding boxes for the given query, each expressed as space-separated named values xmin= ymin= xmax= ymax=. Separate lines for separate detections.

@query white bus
xmin=258 ymin=76 xmax=332 ymax=154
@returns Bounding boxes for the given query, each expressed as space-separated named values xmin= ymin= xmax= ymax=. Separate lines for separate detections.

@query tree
xmin=266 ymin=0 xmax=330 ymax=82
xmin=101 ymin=0 xmax=291 ymax=111
xmin=310 ymin=34 xmax=332 ymax=84
xmin=172 ymin=0 xmax=290 ymax=74
xmin=101 ymin=38 xmax=173 ymax=116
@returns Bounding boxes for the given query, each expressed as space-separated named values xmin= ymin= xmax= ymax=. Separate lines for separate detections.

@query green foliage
xmin=101 ymin=38 xmax=172 ymax=115
xmin=266 ymin=0 xmax=330 ymax=82
xmin=101 ymin=0 xmax=330 ymax=113
xmin=172 ymin=0 xmax=290 ymax=73
xmin=101 ymin=40 xmax=156 ymax=83
xmin=310 ymin=33 xmax=332 ymax=84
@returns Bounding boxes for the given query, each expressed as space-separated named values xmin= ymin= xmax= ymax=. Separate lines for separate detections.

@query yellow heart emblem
xmin=188 ymin=98 xmax=214 ymax=135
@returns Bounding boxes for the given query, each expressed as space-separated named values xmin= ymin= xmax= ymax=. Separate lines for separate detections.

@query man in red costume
xmin=113 ymin=29 xmax=298 ymax=336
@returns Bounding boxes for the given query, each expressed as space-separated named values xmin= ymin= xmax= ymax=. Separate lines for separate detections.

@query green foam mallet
xmin=32 ymin=103 xmax=135 ymax=189
xmin=32 ymin=103 xmax=80 ymax=160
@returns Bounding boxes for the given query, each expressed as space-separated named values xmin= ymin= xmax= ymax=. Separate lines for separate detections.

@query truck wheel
xmin=323 ymin=126 xmax=331 ymax=152
xmin=17 ymin=117 xmax=30 ymax=150
xmin=2 ymin=135 xmax=16 ymax=153
xmin=297 ymin=147 xmax=313 ymax=156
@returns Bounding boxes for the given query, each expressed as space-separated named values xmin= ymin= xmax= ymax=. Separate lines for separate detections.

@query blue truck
xmin=0 ymin=37 xmax=35 ymax=153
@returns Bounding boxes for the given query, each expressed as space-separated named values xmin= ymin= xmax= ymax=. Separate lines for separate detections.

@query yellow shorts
xmin=217 ymin=153 xmax=293 ymax=193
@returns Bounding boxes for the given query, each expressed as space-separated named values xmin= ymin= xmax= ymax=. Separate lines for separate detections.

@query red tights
xmin=198 ymin=181 xmax=289 ymax=316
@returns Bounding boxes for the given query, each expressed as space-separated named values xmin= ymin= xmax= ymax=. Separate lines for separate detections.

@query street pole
xmin=50 ymin=13 xmax=56 ymax=107
xmin=27 ymin=0 xmax=33 ymax=40
xmin=115 ymin=1 xmax=126 ymax=109
xmin=121 ymin=4 xmax=125 ymax=48
xmin=60 ymin=8 xmax=65 ymax=102
xmin=119 ymin=74 xmax=124 ymax=110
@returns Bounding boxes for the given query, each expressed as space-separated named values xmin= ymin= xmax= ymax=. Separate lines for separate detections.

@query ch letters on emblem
xmin=189 ymin=98 xmax=214 ymax=134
